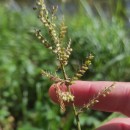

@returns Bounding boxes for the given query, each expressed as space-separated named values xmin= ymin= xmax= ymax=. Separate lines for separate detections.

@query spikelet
xmin=51 ymin=6 xmax=58 ymax=21
xmin=66 ymin=39 xmax=73 ymax=56
xmin=72 ymin=54 xmax=94 ymax=80
xmin=59 ymin=20 xmax=67 ymax=41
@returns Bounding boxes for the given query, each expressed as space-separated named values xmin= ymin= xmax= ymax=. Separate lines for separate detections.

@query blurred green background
xmin=0 ymin=0 xmax=130 ymax=130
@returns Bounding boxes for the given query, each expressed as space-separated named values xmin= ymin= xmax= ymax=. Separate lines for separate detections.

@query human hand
xmin=49 ymin=81 xmax=130 ymax=130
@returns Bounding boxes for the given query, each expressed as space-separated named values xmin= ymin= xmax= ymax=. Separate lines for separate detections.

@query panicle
xmin=36 ymin=0 xmax=58 ymax=44
xmin=36 ymin=0 xmax=73 ymax=67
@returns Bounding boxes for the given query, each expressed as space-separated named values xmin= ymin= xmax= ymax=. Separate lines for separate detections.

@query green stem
xmin=72 ymin=103 xmax=81 ymax=130
xmin=61 ymin=64 xmax=82 ymax=130
xmin=61 ymin=64 xmax=68 ymax=80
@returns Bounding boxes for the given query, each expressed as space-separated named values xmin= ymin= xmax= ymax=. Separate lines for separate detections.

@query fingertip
xmin=49 ymin=84 xmax=57 ymax=103
xmin=96 ymin=118 xmax=130 ymax=130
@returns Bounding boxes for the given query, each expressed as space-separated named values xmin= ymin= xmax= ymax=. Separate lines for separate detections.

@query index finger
xmin=49 ymin=81 xmax=130 ymax=117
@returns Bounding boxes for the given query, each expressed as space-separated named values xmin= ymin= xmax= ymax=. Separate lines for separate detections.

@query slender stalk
xmin=72 ymin=103 xmax=81 ymax=130
xmin=61 ymin=64 xmax=82 ymax=130
xmin=61 ymin=63 xmax=68 ymax=80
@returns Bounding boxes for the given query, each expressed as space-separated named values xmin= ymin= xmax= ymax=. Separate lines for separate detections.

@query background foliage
xmin=0 ymin=1 xmax=130 ymax=130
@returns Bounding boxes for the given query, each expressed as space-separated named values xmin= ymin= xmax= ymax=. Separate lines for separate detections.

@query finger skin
xmin=96 ymin=118 xmax=130 ymax=130
xmin=49 ymin=81 xmax=130 ymax=116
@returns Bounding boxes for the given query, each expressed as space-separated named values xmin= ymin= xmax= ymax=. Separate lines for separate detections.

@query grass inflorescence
xmin=34 ymin=0 xmax=115 ymax=130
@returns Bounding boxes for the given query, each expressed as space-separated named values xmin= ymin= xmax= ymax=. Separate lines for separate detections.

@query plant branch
xmin=60 ymin=64 xmax=82 ymax=130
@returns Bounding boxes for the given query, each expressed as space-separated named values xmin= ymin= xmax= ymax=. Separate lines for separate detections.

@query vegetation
xmin=0 ymin=1 xmax=130 ymax=129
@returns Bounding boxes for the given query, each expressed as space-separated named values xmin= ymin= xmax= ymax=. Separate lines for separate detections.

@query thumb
xmin=96 ymin=118 xmax=130 ymax=130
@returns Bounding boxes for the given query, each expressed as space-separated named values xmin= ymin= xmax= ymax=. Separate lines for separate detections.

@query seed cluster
xmin=72 ymin=54 xmax=94 ymax=80
xmin=60 ymin=91 xmax=74 ymax=102
xmin=54 ymin=83 xmax=74 ymax=113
